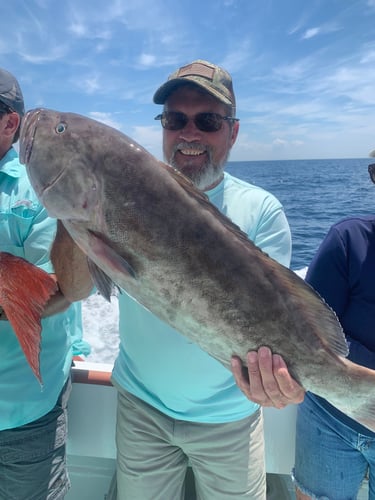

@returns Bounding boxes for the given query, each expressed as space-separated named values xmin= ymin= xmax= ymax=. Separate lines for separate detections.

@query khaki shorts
xmin=108 ymin=387 xmax=266 ymax=500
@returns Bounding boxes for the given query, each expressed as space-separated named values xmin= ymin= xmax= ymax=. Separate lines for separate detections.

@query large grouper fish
xmin=19 ymin=108 xmax=375 ymax=431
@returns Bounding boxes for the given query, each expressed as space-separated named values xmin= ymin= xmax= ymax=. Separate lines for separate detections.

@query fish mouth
xmin=19 ymin=108 xmax=66 ymax=199
xmin=19 ymin=108 xmax=42 ymax=165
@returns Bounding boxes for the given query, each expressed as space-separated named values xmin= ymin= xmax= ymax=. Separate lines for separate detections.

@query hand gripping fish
xmin=0 ymin=252 xmax=57 ymax=382
xmin=19 ymin=108 xmax=375 ymax=431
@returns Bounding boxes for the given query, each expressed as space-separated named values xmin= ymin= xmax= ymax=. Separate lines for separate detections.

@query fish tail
xmin=335 ymin=359 xmax=375 ymax=433
xmin=0 ymin=252 xmax=58 ymax=382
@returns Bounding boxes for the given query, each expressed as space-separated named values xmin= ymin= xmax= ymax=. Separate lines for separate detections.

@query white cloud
xmin=69 ymin=22 xmax=88 ymax=37
xmin=219 ymin=39 xmax=253 ymax=74
xmin=301 ymin=22 xmax=341 ymax=40
xmin=360 ymin=48 xmax=375 ymax=64
xmin=19 ymin=45 xmax=68 ymax=64
xmin=89 ymin=112 xmax=123 ymax=130
xmin=271 ymin=57 xmax=314 ymax=83
xmin=138 ymin=54 xmax=157 ymax=67
xmin=273 ymin=138 xmax=287 ymax=147
xmin=302 ymin=27 xmax=321 ymax=40
xmin=130 ymin=125 xmax=162 ymax=159
xmin=76 ymin=76 xmax=102 ymax=95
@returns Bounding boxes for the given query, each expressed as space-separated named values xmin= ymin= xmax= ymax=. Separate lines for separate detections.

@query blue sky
xmin=1 ymin=0 xmax=375 ymax=161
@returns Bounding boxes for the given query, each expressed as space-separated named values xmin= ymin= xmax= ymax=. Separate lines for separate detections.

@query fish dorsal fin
xmin=162 ymin=163 xmax=256 ymax=245
xmin=307 ymin=284 xmax=349 ymax=357
xmin=281 ymin=264 xmax=349 ymax=357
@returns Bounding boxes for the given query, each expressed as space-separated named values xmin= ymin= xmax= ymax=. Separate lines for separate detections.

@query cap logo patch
xmin=177 ymin=63 xmax=215 ymax=81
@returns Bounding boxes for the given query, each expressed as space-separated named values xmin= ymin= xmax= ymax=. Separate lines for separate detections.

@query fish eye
xmin=55 ymin=122 xmax=67 ymax=134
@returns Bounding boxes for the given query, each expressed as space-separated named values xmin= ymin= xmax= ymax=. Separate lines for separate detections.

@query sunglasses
xmin=154 ymin=111 xmax=239 ymax=132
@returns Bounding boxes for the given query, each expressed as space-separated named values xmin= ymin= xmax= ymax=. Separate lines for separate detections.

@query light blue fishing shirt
xmin=0 ymin=148 xmax=90 ymax=430
xmin=112 ymin=172 xmax=291 ymax=422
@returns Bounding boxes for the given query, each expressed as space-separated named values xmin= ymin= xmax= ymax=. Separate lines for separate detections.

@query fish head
xmin=19 ymin=108 xmax=102 ymax=221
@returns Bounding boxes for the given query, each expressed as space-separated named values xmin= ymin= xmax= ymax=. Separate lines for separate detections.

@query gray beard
xmin=188 ymin=164 xmax=225 ymax=191
xmin=168 ymin=144 xmax=228 ymax=191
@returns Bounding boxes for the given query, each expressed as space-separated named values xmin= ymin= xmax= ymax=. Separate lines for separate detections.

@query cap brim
xmin=153 ymin=77 xmax=233 ymax=106
xmin=0 ymin=96 xmax=25 ymax=116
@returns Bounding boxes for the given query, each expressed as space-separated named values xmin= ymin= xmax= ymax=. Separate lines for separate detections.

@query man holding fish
xmin=0 ymin=68 xmax=91 ymax=500
xmin=18 ymin=58 xmax=375 ymax=498
xmin=107 ymin=60 xmax=304 ymax=500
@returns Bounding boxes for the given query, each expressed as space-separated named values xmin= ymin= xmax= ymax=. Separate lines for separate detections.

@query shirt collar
xmin=204 ymin=171 xmax=226 ymax=196
xmin=0 ymin=147 xmax=22 ymax=178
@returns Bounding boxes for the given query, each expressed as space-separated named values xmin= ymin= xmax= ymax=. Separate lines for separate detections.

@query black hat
xmin=0 ymin=68 xmax=25 ymax=117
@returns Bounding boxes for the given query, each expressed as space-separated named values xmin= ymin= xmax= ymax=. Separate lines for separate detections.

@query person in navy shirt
xmin=293 ymin=213 xmax=375 ymax=499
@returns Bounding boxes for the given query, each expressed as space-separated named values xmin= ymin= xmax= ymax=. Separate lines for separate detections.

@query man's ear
xmin=2 ymin=112 xmax=21 ymax=139
xmin=230 ymin=119 xmax=239 ymax=148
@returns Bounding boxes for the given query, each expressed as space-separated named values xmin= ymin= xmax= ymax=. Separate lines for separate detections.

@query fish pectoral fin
xmin=88 ymin=258 xmax=117 ymax=302
xmin=0 ymin=252 xmax=58 ymax=383
xmin=86 ymin=230 xmax=136 ymax=301
xmin=87 ymin=229 xmax=136 ymax=279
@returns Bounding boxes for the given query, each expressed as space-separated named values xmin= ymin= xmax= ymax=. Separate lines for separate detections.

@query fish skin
xmin=0 ymin=252 xmax=58 ymax=382
xmin=19 ymin=108 xmax=375 ymax=430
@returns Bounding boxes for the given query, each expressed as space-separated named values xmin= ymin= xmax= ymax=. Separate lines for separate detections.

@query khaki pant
xmin=107 ymin=387 xmax=266 ymax=500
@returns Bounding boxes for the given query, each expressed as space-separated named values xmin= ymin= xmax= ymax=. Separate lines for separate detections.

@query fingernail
xmin=259 ymin=346 xmax=271 ymax=358
xmin=247 ymin=351 xmax=257 ymax=363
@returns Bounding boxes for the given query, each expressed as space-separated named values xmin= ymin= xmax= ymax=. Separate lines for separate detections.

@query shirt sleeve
xmin=306 ymin=226 xmax=350 ymax=317
xmin=252 ymin=206 xmax=292 ymax=269
xmin=23 ymin=204 xmax=57 ymax=273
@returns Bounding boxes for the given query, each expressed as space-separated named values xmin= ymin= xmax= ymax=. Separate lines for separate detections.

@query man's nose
xmin=178 ymin=118 xmax=202 ymax=141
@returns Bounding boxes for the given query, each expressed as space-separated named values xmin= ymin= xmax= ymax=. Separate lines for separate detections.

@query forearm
xmin=51 ymin=220 xmax=93 ymax=302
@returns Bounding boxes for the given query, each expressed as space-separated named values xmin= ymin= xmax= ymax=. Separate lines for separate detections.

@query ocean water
xmin=82 ymin=157 xmax=375 ymax=363
xmin=227 ymin=158 xmax=374 ymax=270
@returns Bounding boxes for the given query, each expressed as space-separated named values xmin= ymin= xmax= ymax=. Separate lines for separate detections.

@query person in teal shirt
xmin=109 ymin=60 xmax=304 ymax=500
xmin=0 ymin=67 xmax=91 ymax=500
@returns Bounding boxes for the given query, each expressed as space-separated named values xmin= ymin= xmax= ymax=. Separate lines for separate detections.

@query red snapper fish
xmin=18 ymin=107 xmax=375 ymax=431
xmin=0 ymin=252 xmax=57 ymax=382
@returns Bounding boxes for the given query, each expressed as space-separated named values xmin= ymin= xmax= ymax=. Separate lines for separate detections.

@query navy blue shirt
xmin=306 ymin=215 xmax=375 ymax=435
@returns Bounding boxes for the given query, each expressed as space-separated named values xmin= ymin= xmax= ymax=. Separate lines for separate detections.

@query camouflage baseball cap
xmin=153 ymin=60 xmax=236 ymax=113
xmin=0 ymin=68 xmax=25 ymax=117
